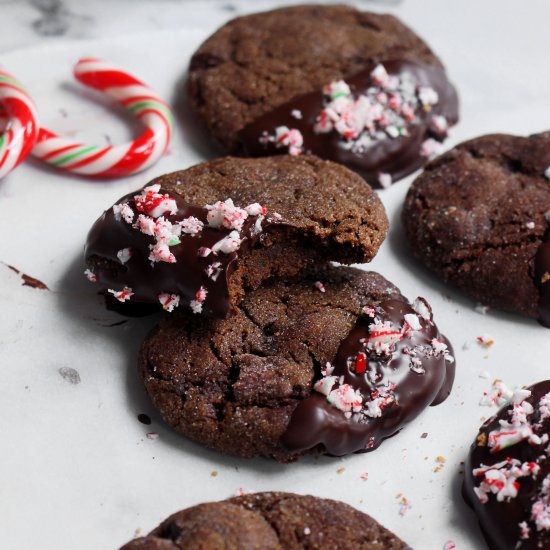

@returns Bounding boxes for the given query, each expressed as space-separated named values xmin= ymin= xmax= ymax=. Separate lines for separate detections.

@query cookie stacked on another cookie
xmin=85 ymin=155 xmax=455 ymax=460
xmin=187 ymin=4 xmax=459 ymax=188
xmin=403 ymin=132 xmax=550 ymax=326
xmin=85 ymin=155 xmax=387 ymax=317
xmin=119 ymin=492 xmax=410 ymax=549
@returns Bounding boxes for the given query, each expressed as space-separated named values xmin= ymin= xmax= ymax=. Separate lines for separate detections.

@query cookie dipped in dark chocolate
xmin=535 ymin=229 xmax=550 ymax=327
xmin=237 ymin=59 xmax=459 ymax=188
xmin=280 ymin=297 xmax=455 ymax=456
xmin=86 ymin=187 xmax=280 ymax=318
xmin=463 ymin=381 xmax=550 ymax=550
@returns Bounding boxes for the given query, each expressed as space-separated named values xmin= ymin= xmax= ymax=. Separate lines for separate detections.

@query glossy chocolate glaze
xmin=536 ymin=229 xmax=550 ymax=328
xmin=237 ymin=59 xmax=459 ymax=187
xmin=463 ymin=381 xmax=550 ymax=550
xmin=86 ymin=190 xmax=279 ymax=318
xmin=279 ymin=298 xmax=455 ymax=456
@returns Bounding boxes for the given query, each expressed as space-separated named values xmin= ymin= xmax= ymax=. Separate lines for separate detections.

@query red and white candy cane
xmin=0 ymin=69 xmax=39 ymax=179
xmin=32 ymin=58 xmax=174 ymax=177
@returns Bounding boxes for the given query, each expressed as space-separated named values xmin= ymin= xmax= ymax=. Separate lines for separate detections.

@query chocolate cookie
xmin=85 ymin=155 xmax=387 ymax=318
xmin=403 ymin=132 xmax=550 ymax=326
xmin=120 ymin=492 xmax=409 ymax=549
xmin=187 ymin=5 xmax=459 ymax=188
xmin=139 ymin=266 xmax=455 ymax=461
xmin=463 ymin=380 xmax=550 ymax=549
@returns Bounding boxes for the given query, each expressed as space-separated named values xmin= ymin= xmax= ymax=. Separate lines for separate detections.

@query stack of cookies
xmin=82 ymin=4 xmax=550 ymax=549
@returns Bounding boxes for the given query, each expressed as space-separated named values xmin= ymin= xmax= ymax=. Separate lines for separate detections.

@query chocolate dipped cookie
xmin=187 ymin=4 xmax=459 ymax=188
xmin=138 ymin=266 xmax=455 ymax=461
xmin=403 ymin=132 xmax=550 ymax=327
xmin=463 ymin=380 xmax=550 ymax=549
xmin=85 ymin=155 xmax=387 ymax=318
xmin=120 ymin=492 xmax=409 ymax=549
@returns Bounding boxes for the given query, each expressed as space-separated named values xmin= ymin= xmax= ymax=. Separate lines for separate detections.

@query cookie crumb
xmin=211 ymin=470 xmax=218 ymax=477
xmin=474 ymin=303 xmax=488 ymax=315
xmin=476 ymin=334 xmax=494 ymax=348
xmin=421 ymin=432 xmax=428 ymax=439
xmin=336 ymin=467 xmax=346 ymax=475
xmin=314 ymin=281 xmax=326 ymax=293
xmin=58 ymin=367 xmax=81 ymax=385
xmin=138 ymin=413 xmax=152 ymax=425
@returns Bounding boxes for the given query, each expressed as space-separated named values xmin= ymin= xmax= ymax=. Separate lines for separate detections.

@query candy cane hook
xmin=0 ymin=69 xmax=39 ymax=179
xmin=32 ymin=58 xmax=174 ymax=177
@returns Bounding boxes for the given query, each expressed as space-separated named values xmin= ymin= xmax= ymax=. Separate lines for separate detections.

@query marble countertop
xmin=2 ymin=1 xmax=550 ymax=549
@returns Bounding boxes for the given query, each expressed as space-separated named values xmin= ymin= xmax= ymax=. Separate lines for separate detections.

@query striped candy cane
xmin=0 ymin=69 xmax=39 ymax=179
xmin=32 ymin=58 xmax=174 ymax=177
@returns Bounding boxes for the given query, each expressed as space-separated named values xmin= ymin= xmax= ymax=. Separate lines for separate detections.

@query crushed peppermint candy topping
xmin=244 ymin=203 xmax=267 ymax=217
xmin=206 ymin=199 xmax=249 ymax=231
xmin=190 ymin=286 xmax=208 ymax=314
xmin=539 ymin=392 xmax=550 ymax=422
xmin=149 ymin=242 xmax=176 ymax=264
xmin=312 ymin=64 xmax=444 ymax=156
xmin=378 ymin=172 xmax=392 ymax=189
xmin=206 ymin=262 xmax=223 ymax=281
xmin=113 ymin=202 xmax=134 ymax=224
xmin=531 ymin=475 xmax=550 ymax=533
xmin=314 ymin=281 xmax=326 ymax=293
xmin=403 ymin=313 xmax=422 ymax=332
xmin=545 ymin=166 xmax=550 ymax=180
xmin=367 ymin=319 xmax=403 ymax=356
xmin=476 ymin=334 xmax=494 ymax=348
xmin=430 ymin=115 xmax=448 ymax=137
xmin=117 ymin=247 xmax=132 ymax=264
xmin=84 ymin=269 xmax=97 ymax=283
xmin=260 ymin=126 xmax=304 ymax=156
xmin=211 ymin=230 xmax=242 ymax=254
xmin=326 ymin=384 xmax=363 ymax=416
xmin=473 ymin=458 xmax=540 ymax=503
xmin=520 ymin=521 xmax=531 ymax=540
xmin=180 ymin=216 xmax=204 ymax=235
xmin=134 ymin=184 xmax=177 ymax=218
xmin=479 ymin=380 xmax=530 ymax=408
xmin=420 ymin=138 xmax=443 ymax=159
xmin=108 ymin=287 xmax=133 ymax=302
xmin=291 ymin=109 xmax=303 ymax=120
xmin=158 ymin=293 xmax=180 ymax=312
xmin=443 ymin=541 xmax=457 ymax=550
xmin=413 ymin=298 xmax=432 ymax=321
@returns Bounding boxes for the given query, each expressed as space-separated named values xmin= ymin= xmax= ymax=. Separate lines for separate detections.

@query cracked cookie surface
xmin=119 ymin=492 xmax=409 ymax=549
xmin=138 ymin=266 xmax=454 ymax=461
xmin=403 ymin=132 xmax=550 ymax=322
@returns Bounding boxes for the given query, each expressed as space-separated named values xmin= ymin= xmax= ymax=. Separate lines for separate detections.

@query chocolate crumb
xmin=138 ymin=414 xmax=152 ymax=425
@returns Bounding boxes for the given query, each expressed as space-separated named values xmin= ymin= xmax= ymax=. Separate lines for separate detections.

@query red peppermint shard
xmin=355 ymin=352 xmax=367 ymax=374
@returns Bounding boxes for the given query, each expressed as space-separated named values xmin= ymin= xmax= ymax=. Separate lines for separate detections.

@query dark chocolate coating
xmin=280 ymin=298 xmax=455 ymax=455
xmin=237 ymin=60 xmax=459 ymax=187
xmin=403 ymin=132 xmax=550 ymax=326
xmin=85 ymin=155 xmax=388 ymax=318
xmin=138 ymin=266 xmax=455 ymax=461
xmin=86 ymin=190 xmax=277 ymax=318
xmin=463 ymin=381 xmax=550 ymax=550
xmin=119 ymin=492 xmax=410 ymax=549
